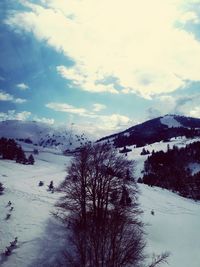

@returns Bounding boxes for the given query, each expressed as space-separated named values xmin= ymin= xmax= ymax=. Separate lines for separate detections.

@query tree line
xmin=0 ymin=137 xmax=34 ymax=165
xmin=113 ymin=127 xmax=200 ymax=148
xmin=142 ymin=141 xmax=200 ymax=200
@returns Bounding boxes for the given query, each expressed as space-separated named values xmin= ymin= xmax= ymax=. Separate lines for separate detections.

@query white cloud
xmin=176 ymin=95 xmax=200 ymax=117
xmin=0 ymin=91 xmax=27 ymax=104
xmin=189 ymin=107 xmax=200 ymax=118
xmin=73 ymin=113 xmax=132 ymax=139
xmin=46 ymin=102 xmax=88 ymax=116
xmin=99 ymin=114 xmax=131 ymax=131
xmin=0 ymin=110 xmax=31 ymax=121
xmin=33 ymin=116 xmax=55 ymax=125
xmin=6 ymin=0 xmax=200 ymax=98
xmin=16 ymin=111 xmax=31 ymax=120
xmin=179 ymin=11 xmax=199 ymax=24
xmin=146 ymin=93 xmax=200 ymax=119
xmin=0 ymin=91 xmax=13 ymax=101
xmin=56 ymin=66 xmax=119 ymax=94
xmin=15 ymin=98 xmax=27 ymax=104
xmin=93 ymin=103 xmax=106 ymax=112
xmin=46 ymin=101 xmax=131 ymax=137
xmin=16 ymin=83 xmax=29 ymax=90
xmin=0 ymin=111 xmax=54 ymax=125
xmin=158 ymin=95 xmax=177 ymax=112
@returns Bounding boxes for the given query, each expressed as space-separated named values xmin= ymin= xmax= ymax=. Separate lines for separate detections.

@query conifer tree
xmin=0 ymin=182 xmax=4 ymax=195
xmin=28 ymin=154 xmax=35 ymax=165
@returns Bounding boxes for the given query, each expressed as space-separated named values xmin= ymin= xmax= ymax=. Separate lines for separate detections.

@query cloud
xmin=179 ymin=11 xmax=200 ymax=24
xmin=146 ymin=93 xmax=200 ymax=119
xmin=46 ymin=102 xmax=89 ymax=116
xmin=0 ymin=91 xmax=13 ymax=101
xmin=16 ymin=83 xmax=29 ymax=90
xmin=0 ymin=91 xmax=27 ymax=104
xmin=174 ymin=94 xmax=200 ymax=117
xmin=15 ymin=98 xmax=27 ymax=104
xmin=146 ymin=107 xmax=162 ymax=120
xmin=98 ymin=114 xmax=131 ymax=131
xmin=0 ymin=110 xmax=54 ymax=125
xmin=92 ymin=103 xmax=106 ymax=112
xmin=56 ymin=66 xmax=119 ymax=94
xmin=72 ymin=113 xmax=132 ymax=139
xmin=33 ymin=116 xmax=55 ymax=125
xmin=46 ymin=101 xmax=131 ymax=137
xmin=5 ymin=0 xmax=200 ymax=98
xmin=0 ymin=110 xmax=31 ymax=121
xmin=189 ymin=107 xmax=200 ymax=117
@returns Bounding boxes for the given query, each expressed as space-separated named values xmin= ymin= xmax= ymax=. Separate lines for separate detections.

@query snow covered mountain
xmin=0 ymin=120 xmax=90 ymax=152
xmin=98 ymin=114 xmax=200 ymax=147
xmin=1 ymin=116 xmax=200 ymax=267
xmin=1 ymin=137 xmax=200 ymax=267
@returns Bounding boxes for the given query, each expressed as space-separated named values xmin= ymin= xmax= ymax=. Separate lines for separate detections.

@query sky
xmin=0 ymin=0 xmax=200 ymax=138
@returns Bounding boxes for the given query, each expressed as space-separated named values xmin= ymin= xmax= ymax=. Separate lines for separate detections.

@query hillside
xmin=0 ymin=149 xmax=69 ymax=267
xmin=0 ymin=141 xmax=200 ymax=267
xmin=98 ymin=115 xmax=200 ymax=147
xmin=1 ymin=117 xmax=200 ymax=266
xmin=0 ymin=120 xmax=90 ymax=152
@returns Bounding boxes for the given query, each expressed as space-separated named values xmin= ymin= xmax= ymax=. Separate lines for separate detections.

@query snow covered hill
xmin=116 ymin=135 xmax=200 ymax=179
xmin=0 ymin=150 xmax=70 ymax=267
xmin=139 ymin=184 xmax=200 ymax=267
xmin=0 ymin=141 xmax=200 ymax=267
xmin=0 ymin=120 xmax=90 ymax=152
xmin=98 ymin=114 xmax=200 ymax=147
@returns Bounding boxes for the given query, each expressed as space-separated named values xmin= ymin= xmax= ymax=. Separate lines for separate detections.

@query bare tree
xmin=57 ymin=143 xmax=169 ymax=267
xmin=148 ymin=252 xmax=170 ymax=267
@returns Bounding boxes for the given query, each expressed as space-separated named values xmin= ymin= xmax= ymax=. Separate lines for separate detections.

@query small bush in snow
xmin=0 ymin=182 xmax=4 ymax=195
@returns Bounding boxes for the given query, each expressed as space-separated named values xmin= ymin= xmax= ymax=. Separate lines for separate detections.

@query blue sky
xmin=0 ymin=0 xmax=200 ymax=138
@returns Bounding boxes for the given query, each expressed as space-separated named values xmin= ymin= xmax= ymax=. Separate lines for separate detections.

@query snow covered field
xmin=0 ymin=144 xmax=200 ymax=267
xmin=140 ymin=184 xmax=200 ymax=267
xmin=0 ymin=150 xmax=71 ymax=267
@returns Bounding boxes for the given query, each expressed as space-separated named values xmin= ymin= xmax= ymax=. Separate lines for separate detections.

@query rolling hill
xmin=98 ymin=114 xmax=200 ymax=147
xmin=0 ymin=120 xmax=90 ymax=153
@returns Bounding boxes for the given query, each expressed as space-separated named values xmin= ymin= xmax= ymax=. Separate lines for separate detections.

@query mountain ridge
xmin=0 ymin=120 xmax=89 ymax=152
xmin=1 ymin=115 xmax=200 ymax=151
xmin=98 ymin=114 xmax=200 ymax=147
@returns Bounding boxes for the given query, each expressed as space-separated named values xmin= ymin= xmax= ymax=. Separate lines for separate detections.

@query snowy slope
xmin=0 ymin=151 xmax=71 ymax=267
xmin=0 ymin=120 xmax=89 ymax=152
xmin=1 ymin=140 xmax=200 ymax=267
xmin=160 ymin=115 xmax=182 ymax=128
xmin=139 ymin=184 xmax=200 ymax=267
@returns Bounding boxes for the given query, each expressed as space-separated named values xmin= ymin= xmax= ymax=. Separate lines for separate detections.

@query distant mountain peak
xmin=98 ymin=114 xmax=200 ymax=148
xmin=0 ymin=120 xmax=90 ymax=152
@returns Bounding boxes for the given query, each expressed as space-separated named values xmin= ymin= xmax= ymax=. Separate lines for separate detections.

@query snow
xmin=0 ymin=151 xmax=72 ymax=267
xmin=160 ymin=115 xmax=182 ymax=128
xmin=0 ymin=120 xmax=89 ymax=152
xmin=126 ymin=136 xmax=200 ymax=178
xmin=139 ymin=184 xmax=200 ymax=267
xmin=1 ymin=138 xmax=200 ymax=266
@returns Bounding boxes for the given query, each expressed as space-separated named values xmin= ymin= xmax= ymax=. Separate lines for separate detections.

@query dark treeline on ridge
xmin=98 ymin=115 xmax=200 ymax=148
xmin=142 ymin=141 xmax=200 ymax=200
xmin=114 ymin=127 xmax=200 ymax=148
